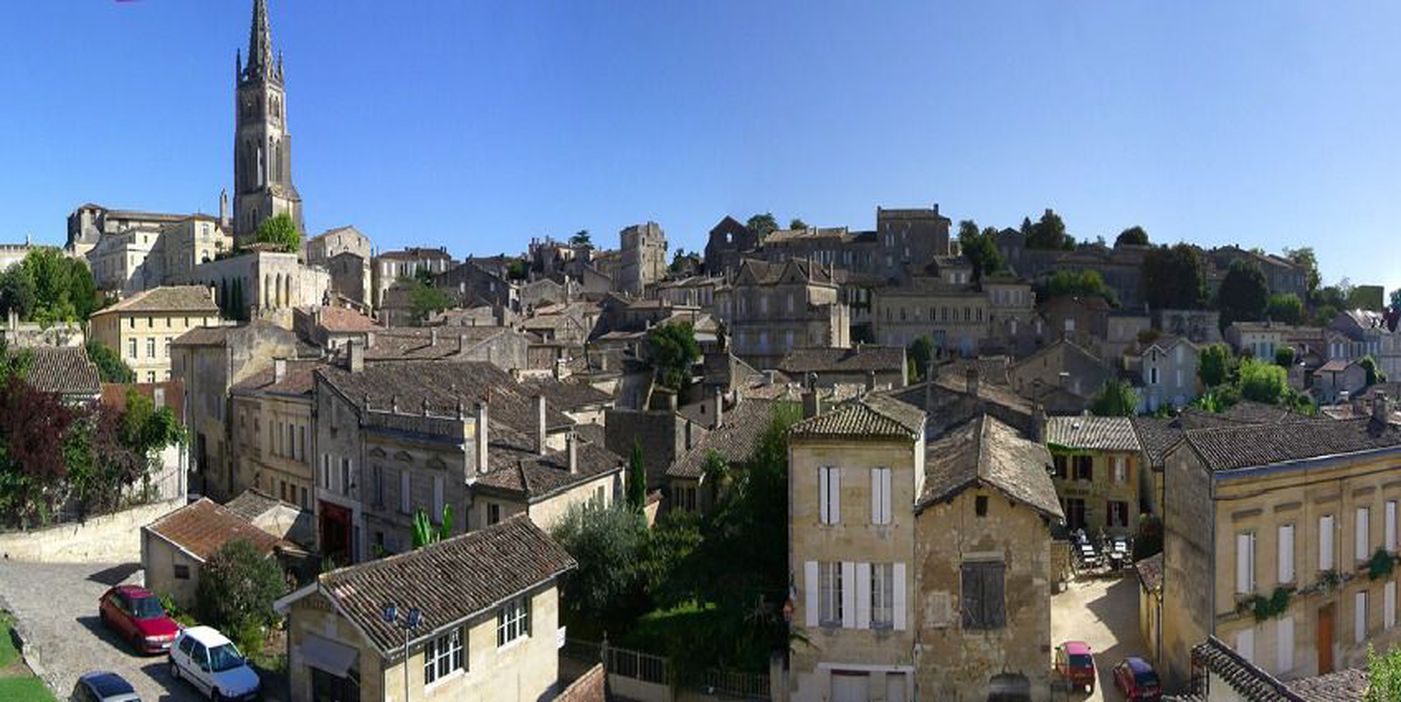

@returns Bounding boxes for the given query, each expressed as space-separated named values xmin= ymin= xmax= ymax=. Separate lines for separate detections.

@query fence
xmin=564 ymin=638 xmax=771 ymax=701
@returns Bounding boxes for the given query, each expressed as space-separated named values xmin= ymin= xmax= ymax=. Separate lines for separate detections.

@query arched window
xmin=274 ymin=140 xmax=283 ymax=182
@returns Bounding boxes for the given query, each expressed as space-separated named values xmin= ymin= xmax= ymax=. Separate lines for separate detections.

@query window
xmin=975 ymin=495 xmax=989 ymax=517
xmin=1278 ymin=524 xmax=1295 ymax=585
xmin=1356 ymin=590 xmax=1368 ymax=643
xmin=1277 ymin=616 xmax=1294 ymax=673
xmin=164 ymin=337 xmax=172 ymax=357
xmin=1150 ymin=367 xmax=1159 ymax=385
xmin=818 ymin=562 xmax=843 ymax=626
xmin=1064 ymin=498 xmax=1086 ymax=530
xmin=1388 ymin=581 xmax=1398 ymax=631
xmin=1235 ymin=626 xmax=1255 ymax=663
xmin=372 ymin=466 xmax=383 ymax=508
xmin=400 ymin=470 xmax=411 ymax=514
xmin=340 ymin=458 xmax=351 ymax=495
xmin=1052 ymin=455 xmax=1067 ymax=479
xmin=1112 ymin=456 xmax=1128 ymax=484
xmin=128 ymin=338 xmax=137 ymax=359
xmin=818 ymin=467 xmax=840 ymax=525
xmin=870 ymin=468 xmax=891 ymax=525
xmin=321 ymin=454 xmax=330 ymax=489
xmin=487 ymin=502 xmax=501 ymax=525
xmin=1357 ymin=507 xmax=1372 ymax=562
xmin=1072 ymin=456 xmax=1092 ymax=481
xmin=423 ymin=627 xmax=464 ymax=685
xmin=871 ymin=563 xmax=894 ymax=628
xmin=300 ymin=487 xmax=307 ymax=509
xmin=1320 ymin=515 xmax=1335 ymax=571
xmin=1236 ymin=532 xmax=1255 ymax=594
xmin=1107 ymin=501 xmax=1129 ymax=528
xmin=1389 ymin=501 xmax=1398 ymax=553
xmin=497 ymin=596 xmax=530 ymax=646
xmin=173 ymin=564 xmax=190 ymax=580
xmin=433 ymin=476 xmax=445 ymax=522
xmin=961 ymin=561 xmax=1005 ymax=629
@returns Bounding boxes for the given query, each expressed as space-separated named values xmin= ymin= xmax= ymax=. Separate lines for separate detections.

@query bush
xmin=551 ymin=504 xmax=649 ymax=638
xmin=196 ymin=539 xmax=288 ymax=635
xmin=1238 ymin=358 xmax=1288 ymax=404
xmin=254 ymin=213 xmax=300 ymax=253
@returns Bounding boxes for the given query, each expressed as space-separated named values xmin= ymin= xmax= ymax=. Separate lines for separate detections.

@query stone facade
xmin=230 ymin=359 xmax=321 ymax=511
xmin=233 ymin=0 xmax=304 ymax=242
xmin=715 ymin=259 xmax=850 ymax=370
xmin=617 ymin=222 xmax=667 ymax=296
xmin=1129 ymin=336 xmax=1201 ymax=412
xmin=89 ymin=286 xmax=223 ymax=383
xmin=372 ymin=247 xmax=456 ymax=308
xmin=179 ymin=250 xmax=330 ymax=323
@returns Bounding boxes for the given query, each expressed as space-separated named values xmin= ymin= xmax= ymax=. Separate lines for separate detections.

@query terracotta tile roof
xmin=517 ymin=377 xmax=612 ymax=412
xmin=1188 ymin=637 xmax=1304 ymax=701
xmin=1185 ymin=417 xmax=1401 ymax=471
xmin=918 ymin=415 xmax=1063 ymax=519
xmin=1283 ymin=668 xmax=1370 ymax=700
xmin=1046 ymin=416 xmax=1142 ymax=452
xmin=475 ymin=434 xmax=624 ymax=500
xmin=1134 ymin=553 xmax=1163 ymax=593
xmin=93 ymin=286 xmax=218 ymax=316
xmin=778 ymin=346 xmax=906 ymax=375
xmin=11 ymin=347 xmax=100 ymax=397
xmin=224 ymin=490 xmax=282 ymax=522
xmin=313 ymin=306 xmax=381 ymax=332
xmin=361 ymin=327 xmax=512 ymax=361
xmin=231 ymin=360 xmax=329 ymax=396
xmin=668 ymin=400 xmax=784 ymax=478
xmin=790 ymin=393 xmax=924 ymax=440
xmin=316 ymin=515 xmax=574 ymax=654
xmin=1131 ymin=416 xmax=1184 ymax=467
xmin=1317 ymin=358 xmax=1356 ymax=374
xmin=144 ymin=498 xmax=285 ymax=562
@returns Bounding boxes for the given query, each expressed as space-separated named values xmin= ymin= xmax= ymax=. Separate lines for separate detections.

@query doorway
xmin=1317 ymin=604 xmax=1334 ymax=674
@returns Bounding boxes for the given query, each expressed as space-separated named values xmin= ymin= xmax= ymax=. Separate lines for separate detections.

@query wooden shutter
xmin=1356 ymin=507 xmax=1371 ymax=562
xmin=1387 ymin=501 xmax=1397 ymax=552
xmin=1356 ymin=591 xmax=1368 ymax=643
xmin=1278 ymin=524 xmax=1294 ymax=585
xmin=1236 ymin=533 xmax=1253 ymax=594
xmin=1387 ymin=581 xmax=1397 ymax=630
xmin=984 ymin=564 xmax=1006 ymax=628
xmin=819 ymin=468 xmax=829 ymax=524
xmin=881 ymin=469 xmax=892 ymax=523
xmin=1321 ymin=515 xmax=1335 ymax=571
xmin=804 ymin=562 xmax=819 ymax=627
xmin=1277 ymin=616 xmax=1294 ymax=673
xmin=855 ymin=562 xmax=872 ymax=629
xmin=870 ymin=470 xmax=881 ymax=525
xmin=960 ymin=565 xmax=979 ymax=629
xmin=1235 ymin=626 xmax=1254 ymax=663
xmin=831 ymin=468 xmax=841 ymax=523
xmin=893 ymin=562 xmax=906 ymax=631
xmin=840 ymin=562 xmax=856 ymax=629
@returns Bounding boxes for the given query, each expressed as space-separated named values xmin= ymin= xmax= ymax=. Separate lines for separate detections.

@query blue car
xmin=70 ymin=671 xmax=141 ymax=702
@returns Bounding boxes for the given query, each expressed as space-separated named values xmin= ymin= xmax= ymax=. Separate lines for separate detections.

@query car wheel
xmin=212 ymin=689 xmax=224 ymax=702
xmin=170 ymin=661 xmax=180 ymax=680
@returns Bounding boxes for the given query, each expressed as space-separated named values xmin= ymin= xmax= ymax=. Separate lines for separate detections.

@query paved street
xmin=0 ymin=560 xmax=203 ymax=702
xmin=1050 ymin=575 xmax=1150 ymax=702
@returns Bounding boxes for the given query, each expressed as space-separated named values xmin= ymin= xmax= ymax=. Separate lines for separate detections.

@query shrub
xmin=196 ymin=539 xmax=288 ymax=634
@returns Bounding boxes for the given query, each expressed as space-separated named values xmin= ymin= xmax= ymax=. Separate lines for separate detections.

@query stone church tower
xmin=233 ymin=0 xmax=303 ymax=245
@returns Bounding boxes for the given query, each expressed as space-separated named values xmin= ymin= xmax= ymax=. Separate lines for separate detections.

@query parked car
xmin=1054 ymin=640 xmax=1096 ymax=694
xmin=1113 ymin=656 xmax=1163 ymax=701
xmin=98 ymin=585 xmax=179 ymax=654
xmin=70 ymin=671 xmax=141 ymax=702
xmin=169 ymin=626 xmax=261 ymax=701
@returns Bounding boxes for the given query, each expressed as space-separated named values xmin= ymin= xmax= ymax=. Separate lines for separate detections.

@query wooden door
xmin=830 ymin=672 xmax=869 ymax=702
xmin=1318 ymin=604 xmax=1334 ymax=674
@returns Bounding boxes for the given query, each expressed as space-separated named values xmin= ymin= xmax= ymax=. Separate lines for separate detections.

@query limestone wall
xmin=0 ymin=498 xmax=184 ymax=563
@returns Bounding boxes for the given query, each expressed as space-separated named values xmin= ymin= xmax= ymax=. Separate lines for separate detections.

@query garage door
xmin=831 ymin=671 xmax=869 ymax=702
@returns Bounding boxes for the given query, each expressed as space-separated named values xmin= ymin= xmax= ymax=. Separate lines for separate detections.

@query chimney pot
xmin=347 ymin=339 xmax=364 ymax=373
xmin=568 ymin=433 xmax=578 ymax=475
xmin=714 ymin=387 xmax=724 ymax=429
xmin=866 ymin=369 xmax=877 ymax=393
xmin=802 ymin=389 xmax=823 ymax=419
xmin=1374 ymin=392 xmax=1390 ymax=424
xmin=966 ymin=367 xmax=980 ymax=396
xmin=274 ymin=358 xmax=286 ymax=383
xmin=475 ymin=402 xmax=490 ymax=474
xmin=430 ymin=328 xmax=438 ymax=345
xmin=536 ymin=394 xmax=548 ymax=456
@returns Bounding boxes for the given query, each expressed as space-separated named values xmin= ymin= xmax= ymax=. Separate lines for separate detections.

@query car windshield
xmin=207 ymin=643 xmax=245 ymax=672
xmin=1134 ymin=670 xmax=1160 ymax=688
xmin=129 ymin=596 xmax=165 ymax=620
xmin=1069 ymin=654 xmax=1092 ymax=667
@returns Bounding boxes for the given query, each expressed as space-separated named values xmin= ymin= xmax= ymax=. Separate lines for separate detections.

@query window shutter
xmin=1236 ymin=533 xmax=1253 ymax=594
xmin=870 ymin=470 xmax=881 ymax=524
xmin=1235 ymin=626 xmax=1255 ymax=663
xmin=1387 ymin=581 xmax=1397 ymax=630
xmin=840 ymin=562 xmax=856 ymax=629
xmin=1357 ymin=508 xmax=1371 ymax=562
xmin=1387 ymin=501 xmax=1397 ymax=552
xmin=819 ymin=468 xmax=829 ymax=524
xmin=882 ymin=469 xmax=892 ymax=523
xmin=1356 ymin=591 xmax=1368 ymax=643
xmin=1277 ymin=616 xmax=1294 ymax=674
xmin=1321 ymin=516 xmax=1335 ymax=571
xmin=400 ymin=470 xmax=411 ymax=514
xmin=1278 ymin=525 xmax=1294 ymax=585
xmin=855 ymin=562 xmax=872 ymax=629
xmin=832 ymin=468 xmax=841 ymax=523
xmin=893 ymin=562 xmax=906 ymax=631
xmin=803 ymin=562 xmax=819 ymax=628
xmin=986 ymin=564 xmax=1006 ymax=628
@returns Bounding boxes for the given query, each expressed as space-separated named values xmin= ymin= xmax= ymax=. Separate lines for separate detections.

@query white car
xmin=168 ymin=626 xmax=261 ymax=701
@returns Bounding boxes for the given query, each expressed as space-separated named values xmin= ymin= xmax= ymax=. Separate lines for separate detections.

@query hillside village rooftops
xmin=91 ymin=285 xmax=219 ymax=316
xmin=668 ymin=399 xmax=783 ymax=479
xmin=917 ymin=414 xmax=1063 ymax=519
xmin=1046 ymin=416 xmax=1142 ymax=452
xmin=778 ymin=346 xmax=905 ymax=375
xmin=475 ymin=430 xmax=624 ymax=501
xmin=231 ymin=359 xmax=329 ymax=396
xmin=9 ymin=347 xmax=101 ymax=398
xmin=145 ymin=498 xmax=287 ymax=562
xmin=1184 ymin=416 xmax=1401 ymax=472
xmin=790 ymin=393 xmax=924 ymax=440
xmin=307 ymin=306 xmax=380 ymax=333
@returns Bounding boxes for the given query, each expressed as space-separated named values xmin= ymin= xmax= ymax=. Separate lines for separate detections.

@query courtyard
xmin=1050 ymin=575 xmax=1151 ymax=702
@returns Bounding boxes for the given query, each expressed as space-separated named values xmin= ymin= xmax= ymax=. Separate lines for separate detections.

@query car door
xmin=108 ymin=593 xmax=132 ymax=641
xmin=189 ymin=641 xmax=213 ymax=695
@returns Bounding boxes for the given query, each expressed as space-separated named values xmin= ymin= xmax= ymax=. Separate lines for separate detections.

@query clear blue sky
xmin=2 ymin=1 xmax=1398 ymax=292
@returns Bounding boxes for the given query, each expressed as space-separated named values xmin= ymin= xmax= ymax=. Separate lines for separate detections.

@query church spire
xmin=245 ymin=0 xmax=273 ymax=80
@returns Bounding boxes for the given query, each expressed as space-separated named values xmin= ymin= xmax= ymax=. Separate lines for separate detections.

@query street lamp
xmin=383 ymin=602 xmax=423 ymax=701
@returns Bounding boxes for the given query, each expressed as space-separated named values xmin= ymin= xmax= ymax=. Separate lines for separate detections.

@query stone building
xmin=0 ymin=239 xmax=36 ymax=271
xmin=714 ymin=259 xmax=850 ymax=370
xmin=777 ymin=346 xmax=907 ymax=390
xmin=81 ymin=210 xmax=233 ymax=294
xmin=756 ymin=205 xmax=952 ymax=283
xmin=617 ymin=222 xmax=667 ymax=295
xmin=230 ymin=358 xmax=327 ymax=510
xmin=871 ymin=278 xmax=991 ymax=356
xmin=177 ymin=250 xmax=330 ymax=324
xmin=304 ymin=226 xmax=371 ymax=266
xmin=1206 ymin=246 xmax=1309 ymax=301
xmin=89 ymin=286 xmax=223 ymax=383
xmin=371 ymin=247 xmax=456 ymax=308
xmin=1160 ymin=401 xmax=1401 ymax=691
xmin=232 ymin=0 xmax=304 ymax=241
xmin=703 ymin=216 xmax=759 ymax=275
xmin=665 ymin=397 xmax=782 ymax=515
xmin=1046 ymin=415 xmax=1148 ymax=535
xmin=275 ymin=516 xmax=575 ymax=702
xmin=1126 ymin=335 xmax=1202 ymax=412
xmin=1037 ymin=295 xmax=1111 ymax=356
xmin=1008 ymin=339 xmax=1116 ymax=413
xmin=142 ymin=497 xmax=287 ymax=610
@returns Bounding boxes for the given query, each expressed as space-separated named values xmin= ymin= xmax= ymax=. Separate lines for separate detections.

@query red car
xmin=1054 ymin=640 xmax=1096 ymax=693
xmin=98 ymin=585 xmax=179 ymax=654
xmin=1113 ymin=656 xmax=1163 ymax=701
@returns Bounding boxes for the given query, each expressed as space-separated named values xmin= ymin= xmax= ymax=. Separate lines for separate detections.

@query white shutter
xmin=1278 ymin=525 xmax=1295 ymax=585
xmin=819 ymin=468 xmax=829 ymax=524
xmin=803 ymin=562 xmax=819 ymax=627
xmin=400 ymin=470 xmax=411 ymax=514
xmin=1236 ymin=533 xmax=1254 ymax=594
xmin=832 ymin=468 xmax=841 ymax=524
xmin=1277 ymin=616 xmax=1294 ymax=674
xmin=433 ymin=475 xmax=444 ymax=518
xmin=855 ymin=562 xmax=872 ymax=629
xmin=870 ymin=470 xmax=881 ymax=524
xmin=1387 ymin=501 xmax=1397 ymax=552
xmin=1321 ymin=515 xmax=1335 ymax=571
xmin=1235 ymin=626 xmax=1254 ymax=663
xmin=1387 ymin=581 xmax=1397 ymax=630
xmin=893 ymin=562 xmax=907 ymax=631
xmin=882 ymin=469 xmax=892 ymax=522
xmin=1356 ymin=590 xmax=1368 ymax=643
xmin=1357 ymin=507 xmax=1371 ymax=562
xmin=840 ymin=562 xmax=856 ymax=629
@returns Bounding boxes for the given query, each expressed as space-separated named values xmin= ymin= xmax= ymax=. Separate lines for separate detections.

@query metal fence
xmin=564 ymin=639 xmax=771 ymax=700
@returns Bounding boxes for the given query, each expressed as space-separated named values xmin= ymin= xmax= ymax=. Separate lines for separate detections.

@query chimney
xmin=430 ymin=328 xmax=438 ymax=345
xmin=802 ymin=389 xmax=823 ymax=419
xmin=536 ymin=395 xmax=548 ymax=455
xmin=713 ymin=387 xmax=724 ymax=429
xmin=866 ymin=369 xmax=877 ymax=393
xmin=391 ymin=395 xmax=399 ymax=413
xmin=1352 ymin=393 xmax=1366 ymax=418
xmin=458 ymin=334 xmax=467 ymax=353
xmin=348 ymin=339 xmax=364 ymax=373
xmin=273 ymin=358 xmax=287 ymax=384
xmin=966 ymin=367 xmax=980 ymax=396
xmin=1032 ymin=402 xmax=1047 ymax=443
xmin=475 ymin=402 xmax=490 ymax=473
xmin=366 ymin=331 xmax=376 ymax=348
xmin=1374 ymin=392 xmax=1390 ymax=425
xmin=568 ymin=433 xmax=578 ymax=475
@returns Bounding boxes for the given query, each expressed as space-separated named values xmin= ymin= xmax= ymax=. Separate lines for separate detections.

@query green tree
xmin=86 ymin=340 xmax=134 ymax=383
xmin=13 ymin=247 xmax=101 ymax=323
xmin=1361 ymin=356 xmax=1386 ymax=387
xmin=1390 ymin=289 xmax=1401 ymax=314
xmin=1266 ymin=293 xmax=1304 ymax=325
xmin=1349 ymin=285 xmax=1385 ymax=311
xmin=646 ymin=322 xmax=700 ymax=391
xmin=1368 ymin=644 xmax=1401 ymax=701
xmin=1090 ymin=379 xmax=1138 ymax=417
xmin=957 ymin=220 xmax=1003 ymax=285
xmin=746 ymin=213 xmax=778 ymax=240
xmin=627 ymin=439 xmax=646 ymax=512
xmin=907 ymin=336 xmax=934 ymax=382
xmin=409 ymin=281 xmax=454 ymax=323
xmin=1115 ymin=226 xmax=1149 ymax=246
xmin=253 ymin=213 xmax=301 ymax=253
xmin=1274 ymin=346 xmax=1296 ymax=368
xmin=1140 ymin=244 xmax=1206 ymax=310
xmin=551 ymin=503 xmax=648 ymax=637
xmin=570 ymin=230 xmax=592 ymax=247
xmin=0 ymin=264 xmax=37 ymax=321
xmin=1217 ymin=260 xmax=1269 ymax=330
xmin=788 ymin=218 xmax=808 ymax=230
xmin=1043 ymin=269 xmax=1115 ymax=304
xmin=1238 ymin=358 xmax=1288 ymax=404
xmin=1198 ymin=344 xmax=1234 ymax=388
xmin=1024 ymin=209 xmax=1074 ymax=250
xmin=1283 ymin=247 xmax=1321 ymax=300
xmin=195 ymin=539 xmax=288 ymax=634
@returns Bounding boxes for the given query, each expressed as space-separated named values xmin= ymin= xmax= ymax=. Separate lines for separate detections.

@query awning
xmin=298 ymin=634 xmax=358 ymax=678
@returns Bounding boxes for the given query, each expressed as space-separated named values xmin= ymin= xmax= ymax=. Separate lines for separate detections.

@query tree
xmin=1367 ymin=644 xmax=1401 ymax=702
xmin=1361 ymin=356 xmax=1386 ymax=387
xmin=788 ymin=218 xmax=808 ymax=230
xmin=646 ymin=322 xmax=700 ymax=391
xmin=411 ymin=505 xmax=453 ymax=549
xmin=86 ymin=340 xmax=134 ymax=383
xmin=1140 ymin=244 xmax=1206 ymax=310
xmin=1217 ymin=260 xmax=1269 ymax=330
xmin=745 ymin=213 xmax=778 ymax=240
xmin=8 ymin=248 xmax=101 ymax=323
xmin=1274 ymin=346 xmax=1296 ymax=368
xmin=1283 ymin=247 xmax=1321 ymax=300
xmin=253 ymin=213 xmax=300 ymax=253
xmin=505 ymin=259 xmax=528 ymax=280
xmin=1266 ymin=293 xmax=1304 ymax=325
xmin=1198 ymin=343 xmax=1233 ymax=388
xmin=0 ymin=375 xmax=81 ymax=525
xmin=195 ymin=539 xmax=288 ymax=636
xmin=570 ymin=230 xmax=592 ymax=247
xmin=957 ymin=220 xmax=1003 ymax=285
xmin=669 ymin=249 xmax=691 ymax=273
xmin=551 ymin=503 xmax=648 ymax=636
xmin=1238 ymin=358 xmax=1288 ymax=404
xmin=0 ymin=264 xmax=37 ymax=321
xmin=627 ymin=439 xmax=646 ymax=512
xmin=1043 ymin=269 xmax=1115 ymax=304
xmin=1348 ymin=285 xmax=1385 ymax=312
xmin=907 ymin=336 xmax=933 ymax=381
xmin=1090 ymin=379 xmax=1138 ymax=417
xmin=408 ymin=281 xmax=454 ymax=323
xmin=1115 ymin=226 xmax=1149 ymax=246
xmin=1390 ymin=289 xmax=1401 ymax=314
xmin=1024 ymin=209 xmax=1074 ymax=250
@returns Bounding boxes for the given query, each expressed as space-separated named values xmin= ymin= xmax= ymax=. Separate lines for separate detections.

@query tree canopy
xmin=1238 ymin=358 xmax=1288 ymax=404
xmin=1216 ymin=260 xmax=1269 ymax=330
xmin=570 ymin=230 xmax=592 ymax=247
xmin=0 ymin=248 xmax=102 ymax=324
xmin=1198 ymin=343 xmax=1233 ymax=388
xmin=1115 ymin=226 xmax=1149 ymax=246
xmin=1043 ymin=269 xmax=1115 ymax=304
xmin=1266 ymin=293 xmax=1304 ymax=325
xmin=1022 ymin=209 xmax=1075 ymax=250
xmin=86 ymin=340 xmax=134 ymax=384
xmin=1090 ymin=379 xmax=1138 ymax=417
xmin=253 ymin=213 xmax=301 ymax=253
xmin=746 ymin=213 xmax=778 ymax=240
xmin=957 ymin=220 xmax=1003 ymax=285
xmin=788 ymin=218 xmax=808 ymax=230
xmin=408 ymin=280 xmax=454 ymax=323
xmin=1283 ymin=247 xmax=1321 ymax=300
xmin=627 ymin=439 xmax=646 ymax=512
xmin=1367 ymin=644 xmax=1401 ymax=701
xmin=647 ymin=322 xmax=700 ymax=391
xmin=1140 ymin=244 xmax=1206 ymax=310
xmin=907 ymin=336 xmax=934 ymax=381
xmin=196 ymin=539 xmax=288 ymax=638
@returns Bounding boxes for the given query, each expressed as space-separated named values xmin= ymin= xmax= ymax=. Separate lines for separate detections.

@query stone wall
xmin=556 ymin=663 xmax=606 ymax=702
xmin=1161 ymin=444 xmax=1215 ymax=689
xmin=0 ymin=498 xmax=183 ymax=563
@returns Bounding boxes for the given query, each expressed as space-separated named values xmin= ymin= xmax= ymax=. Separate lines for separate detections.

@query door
xmin=885 ymin=673 xmax=906 ymax=702
xmin=190 ymin=641 xmax=213 ymax=695
xmin=830 ymin=671 xmax=869 ymax=702
xmin=1318 ymin=604 xmax=1334 ymax=674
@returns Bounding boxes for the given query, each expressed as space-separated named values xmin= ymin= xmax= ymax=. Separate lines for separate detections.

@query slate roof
xmin=668 ymin=400 xmax=782 ymax=478
xmin=1134 ymin=553 xmax=1163 ymax=593
xmin=1185 ymin=417 xmax=1401 ymax=471
xmin=778 ymin=346 xmax=906 ymax=375
xmin=144 ymin=498 xmax=285 ymax=562
xmin=224 ymin=490 xmax=282 ymax=523
xmin=93 ymin=286 xmax=218 ymax=316
xmin=1283 ymin=668 xmax=1370 ymax=700
xmin=790 ymin=393 xmax=924 ymax=440
xmin=918 ymin=415 xmax=1063 ymax=519
xmin=1189 ymin=637 xmax=1304 ymax=701
xmin=12 ymin=347 xmax=101 ymax=397
xmin=1046 ymin=416 xmax=1142 ymax=452
xmin=316 ymin=515 xmax=575 ymax=655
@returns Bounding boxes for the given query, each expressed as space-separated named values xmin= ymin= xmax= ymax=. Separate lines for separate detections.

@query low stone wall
xmin=557 ymin=663 xmax=607 ymax=702
xmin=0 ymin=498 xmax=184 ymax=563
